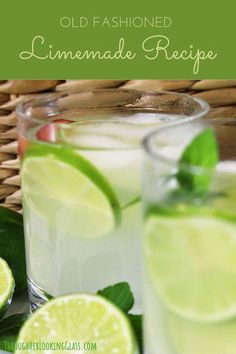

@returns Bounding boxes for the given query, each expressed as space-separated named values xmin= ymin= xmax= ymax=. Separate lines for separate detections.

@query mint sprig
xmin=177 ymin=128 xmax=219 ymax=194
xmin=0 ymin=206 xmax=26 ymax=292
xmin=97 ymin=282 xmax=134 ymax=314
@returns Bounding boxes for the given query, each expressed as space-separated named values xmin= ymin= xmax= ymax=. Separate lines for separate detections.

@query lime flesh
xmin=22 ymin=144 xmax=121 ymax=239
xmin=169 ymin=313 xmax=236 ymax=354
xmin=145 ymin=214 xmax=236 ymax=322
xmin=0 ymin=257 xmax=15 ymax=316
xmin=16 ymin=294 xmax=137 ymax=354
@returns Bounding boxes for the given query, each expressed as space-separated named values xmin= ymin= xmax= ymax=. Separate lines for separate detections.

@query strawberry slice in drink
xmin=36 ymin=119 xmax=72 ymax=142
xmin=18 ymin=119 xmax=72 ymax=157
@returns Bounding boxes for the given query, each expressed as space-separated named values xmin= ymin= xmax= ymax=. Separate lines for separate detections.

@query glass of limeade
xmin=16 ymin=89 xmax=208 ymax=311
xmin=142 ymin=118 xmax=236 ymax=354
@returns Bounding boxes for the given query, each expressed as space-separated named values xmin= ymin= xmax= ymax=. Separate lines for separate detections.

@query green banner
xmin=1 ymin=0 xmax=236 ymax=78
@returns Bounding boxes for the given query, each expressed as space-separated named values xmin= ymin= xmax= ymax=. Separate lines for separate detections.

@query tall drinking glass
xmin=16 ymin=89 xmax=208 ymax=311
xmin=142 ymin=118 xmax=236 ymax=354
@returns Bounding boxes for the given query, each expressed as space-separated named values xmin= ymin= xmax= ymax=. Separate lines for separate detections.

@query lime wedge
xmin=16 ymin=294 xmax=137 ymax=354
xmin=22 ymin=144 xmax=121 ymax=238
xmin=145 ymin=213 xmax=236 ymax=322
xmin=169 ymin=313 xmax=236 ymax=354
xmin=0 ymin=257 xmax=15 ymax=317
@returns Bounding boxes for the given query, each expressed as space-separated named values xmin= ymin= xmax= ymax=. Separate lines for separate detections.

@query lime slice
xmin=169 ymin=313 xmax=236 ymax=354
xmin=78 ymin=149 xmax=141 ymax=209
xmin=16 ymin=294 xmax=137 ymax=354
xmin=209 ymin=163 xmax=236 ymax=217
xmin=59 ymin=123 xmax=142 ymax=208
xmin=22 ymin=144 xmax=121 ymax=238
xmin=0 ymin=257 xmax=15 ymax=317
xmin=145 ymin=213 xmax=236 ymax=322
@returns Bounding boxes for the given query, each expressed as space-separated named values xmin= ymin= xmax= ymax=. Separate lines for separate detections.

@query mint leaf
xmin=128 ymin=314 xmax=143 ymax=353
xmin=97 ymin=282 xmax=134 ymax=313
xmin=177 ymin=128 xmax=218 ymax=194
xmin=0 ymin=314 xmax=28 ymax=352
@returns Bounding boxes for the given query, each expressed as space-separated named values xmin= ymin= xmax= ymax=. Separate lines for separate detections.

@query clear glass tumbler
xmin=142 ymin=118 xmax=236 ymax=354
xmin=16 ymin=89 xmax=208 ymax=311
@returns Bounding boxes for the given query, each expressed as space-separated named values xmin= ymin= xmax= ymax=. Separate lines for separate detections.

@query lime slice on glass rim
xmin=0 ymin=257 xmax=15 ymax=317
xmin=16 ymin=294 xmax=137 ymax=354
xmin=145 ymin=213 xmax=236 ymax=322
xmin=21 ymin=144 xmax=121 ymax=239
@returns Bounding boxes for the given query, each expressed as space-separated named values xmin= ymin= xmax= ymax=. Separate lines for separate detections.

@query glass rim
xmin=16 ymin=88 xmax=209 ymax=125
xmin=143 ymin=117 xmax=236 ymax=171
